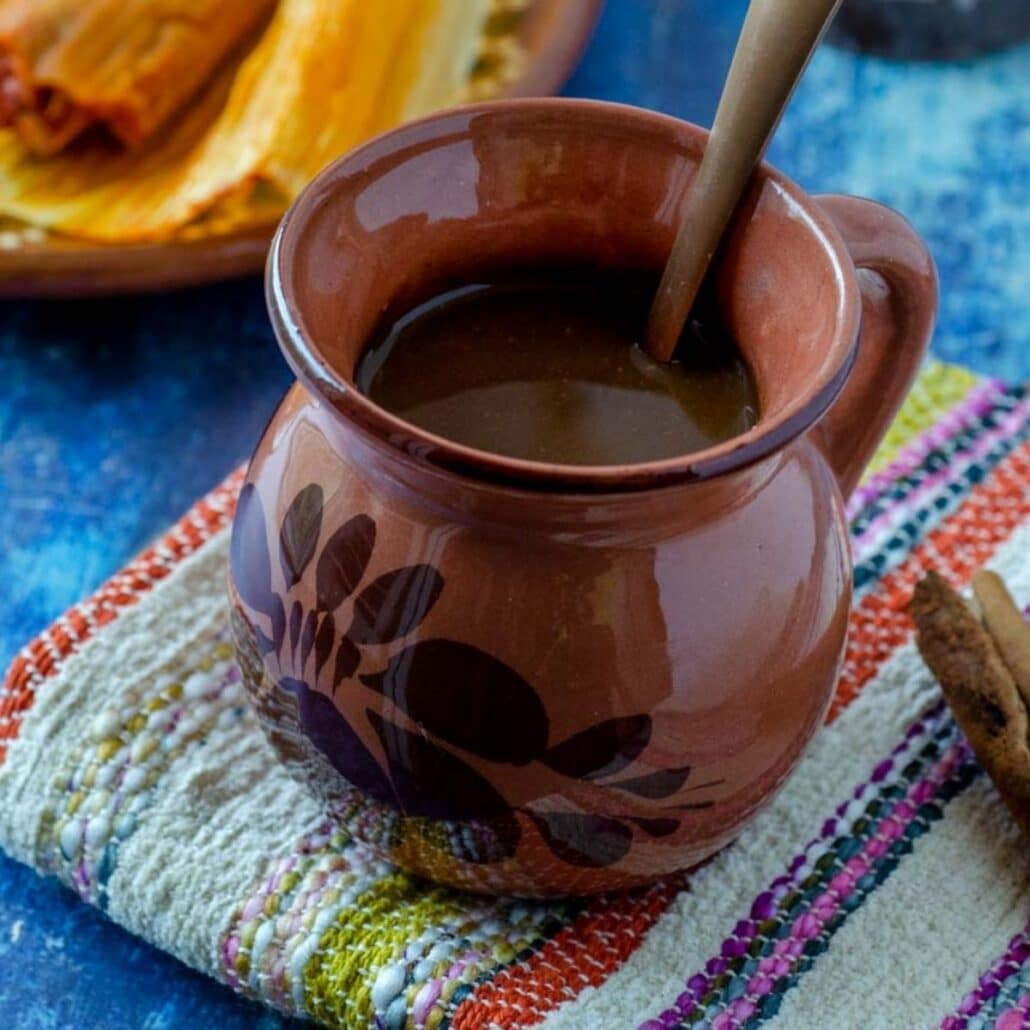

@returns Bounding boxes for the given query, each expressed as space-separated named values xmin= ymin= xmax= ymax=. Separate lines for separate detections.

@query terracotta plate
xmin=0 ymin=0 xmax=601 ymax=299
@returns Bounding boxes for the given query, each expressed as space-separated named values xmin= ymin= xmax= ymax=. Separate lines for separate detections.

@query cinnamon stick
xmin=909 ymin=571 xmax=1030 ymax=839
xmin=973 ymin=570 xmax=1030 ymax=709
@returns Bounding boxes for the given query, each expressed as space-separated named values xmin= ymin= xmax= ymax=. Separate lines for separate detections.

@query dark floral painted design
xmin=231 ymin=482 xmax=723 ymax=870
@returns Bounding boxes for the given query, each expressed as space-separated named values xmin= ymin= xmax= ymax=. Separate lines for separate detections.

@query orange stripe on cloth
xmin=447 ymin=439 xmax=1029 ymax=1030
xmin=828 ymin=439 xmax=1029 ymax=721
xmin=0 ymin=466 xmax=244 ymax=763
xmin=450 ymin=878 xmax=684 ymax=1030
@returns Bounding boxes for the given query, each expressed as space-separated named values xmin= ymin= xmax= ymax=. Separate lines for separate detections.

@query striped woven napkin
xmin=1 ymin=360 xmax=1027 ymax=1030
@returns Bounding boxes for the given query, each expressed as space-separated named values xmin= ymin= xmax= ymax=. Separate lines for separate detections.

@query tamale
xmin=0 ymin=0 xmax=491 ymax=242
xmin=0 ymin=0 xmax=274 ymax=155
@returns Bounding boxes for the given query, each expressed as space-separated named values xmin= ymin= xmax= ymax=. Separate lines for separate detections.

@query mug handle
xmin=814 ymin=194 xmax=938 ymax=500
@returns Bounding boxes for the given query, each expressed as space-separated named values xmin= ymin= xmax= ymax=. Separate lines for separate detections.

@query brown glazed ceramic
xmin=228 ymin=99 xmax=937 ymax=896
xmin=0 ymin=0 xmax=601 ymax=299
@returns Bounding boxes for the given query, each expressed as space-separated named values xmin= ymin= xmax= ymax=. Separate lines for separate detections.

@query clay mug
xmin=229 ymin=99 xmax=937 ymax=897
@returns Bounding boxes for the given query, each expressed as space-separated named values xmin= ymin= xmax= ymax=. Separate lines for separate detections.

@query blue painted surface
xmin=0 ymin=1 xmax=1026 ymax=1025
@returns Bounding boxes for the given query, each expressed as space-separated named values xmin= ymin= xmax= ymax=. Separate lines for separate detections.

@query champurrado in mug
xmin=355 ymin=268 xmax=759 ymax=466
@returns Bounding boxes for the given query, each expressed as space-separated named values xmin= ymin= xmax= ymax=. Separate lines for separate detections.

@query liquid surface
xmin=356 ymin=274 xmax=759 ymax=466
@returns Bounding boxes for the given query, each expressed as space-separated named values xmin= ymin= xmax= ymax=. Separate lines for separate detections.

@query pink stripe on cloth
xmin=846 ymin=379 xmax=1002 ymax=521
xmin=850 ymin=396 xmax=1030 ymax=559
xmin=995 ymin=994 xmax=1030 ymax=1030
xmin=640 ymin=702 xmax=978 ymax=1030
xmin=941 ymin=923 xmax=1030 ymax=1029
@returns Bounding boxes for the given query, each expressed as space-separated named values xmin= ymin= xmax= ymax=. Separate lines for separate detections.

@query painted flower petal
xmin=360 ymin=640 xmax=548 ymax=765
xmin=282 ymin=678 xmax=395 ymax=805
xmin=333 ymin=637 xmax=360 ymax=691
xmin=609 ymin=764 xmax=694 ymax=800
xmin=541 ymin=715 xmax=652 ymax=779
xmin=315 ymin=514 xmax=376 ymax=612
xmin=279 ymin=484 xmax=323 ymax=588
xmin=288 ymin=599 xmax=302 ymax=657
xmin=347 ymin=565 xmax=444 ymax=644
xmin=300 ymin=609 xmax=318 ymax=668
xmin=314 ymin=611 xmax=335 ymax=677
xmin=529 ymin=812 xmax=633 ymax=868
xmin=367 ymin=710 xmax=512 ymax=820
xmin=629 ymin=816 xmax=680 ymax=838
xmin=254 ymin=624 xmax=275 ymax=657
xmin=268 ymin=594 xmax=286 ymax=656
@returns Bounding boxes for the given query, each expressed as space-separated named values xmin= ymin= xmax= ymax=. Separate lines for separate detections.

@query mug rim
xmin=268 ymin=97 xmax=862 ymax=493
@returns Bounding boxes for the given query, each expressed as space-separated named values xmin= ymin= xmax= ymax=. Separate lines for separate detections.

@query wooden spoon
xmin=645 ymin=0 xmax=843 ymax=363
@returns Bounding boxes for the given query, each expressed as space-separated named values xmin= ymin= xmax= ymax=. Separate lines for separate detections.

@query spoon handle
xmin=645 ymin=0 xmax=842 ymax=363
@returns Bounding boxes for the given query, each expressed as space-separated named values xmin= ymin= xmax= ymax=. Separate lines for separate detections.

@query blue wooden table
xmin=0 ymin=2 xmax=1026 ymax=1025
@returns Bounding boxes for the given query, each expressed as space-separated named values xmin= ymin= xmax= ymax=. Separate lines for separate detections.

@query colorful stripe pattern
xmin=943 ymin=925 xmax=1030 ymax=1030
xmin=847 ymin=382 xmax=1027 ymax=571
xmin=0 ymin=362 xmax=1027 ymax=1029
xmin=640 ymin=704 xmax=980 ymax=1029
xmin=831 ymin=436 xmax=1028 ymax=721
xmin=218 ymin=794 xmax=680 ymax=1028
xmin=220 ymin=816 xmax=584 ymax=1028
xmin=36 ymin=632 xmax=245 ymax=912
xmin=446 ymin=880 xmax=683 ymax=1030
xmin=849 ymin=388 xmax=1028 ymax=593
xmin=859 ymin=362 xmax=979 ymax=478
